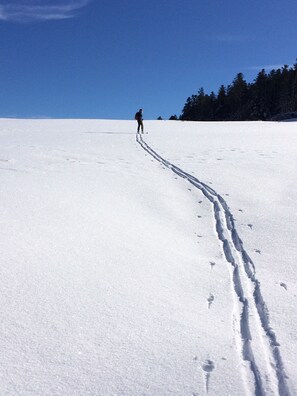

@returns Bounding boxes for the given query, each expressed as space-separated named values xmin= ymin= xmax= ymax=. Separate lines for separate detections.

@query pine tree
xmin=180 ymin=59 xmax=297 ymax=121
xmin=253 ymin=69 xmax=269 ymax=119
xmin=292 ymin=61 xmax=297 ymax=111
xmin=227 ymin=73 xmax=249 ymax=120
xmin=216 ymin=85 xmax=227 ymax=120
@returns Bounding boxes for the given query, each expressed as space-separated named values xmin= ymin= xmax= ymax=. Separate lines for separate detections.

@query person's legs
xmin=136 ymin=120 xmax=143 ymax=133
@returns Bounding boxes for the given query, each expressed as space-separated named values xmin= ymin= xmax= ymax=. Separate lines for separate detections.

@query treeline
xmin=180 ymin=62 xmax=297 ymax=121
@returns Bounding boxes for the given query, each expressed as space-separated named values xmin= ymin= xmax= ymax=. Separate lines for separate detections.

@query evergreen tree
xmin=215 ymin=85 xmax=228 ymax=120
xmin=252 ymin=69 xmax=269 ymax=119
xmin=292 ymin=61 xmax=297 ymax=110
xmin=227 ymin=73 xmax=249 ymax=120
xmin=180 ymin=59 xmax=297 ymax=121
xmin=279 ymin=65 xmax=291 ymax=113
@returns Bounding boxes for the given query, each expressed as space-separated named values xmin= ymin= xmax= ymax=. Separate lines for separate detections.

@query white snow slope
xmin=0 ymin=119 xmax=296 ymax=396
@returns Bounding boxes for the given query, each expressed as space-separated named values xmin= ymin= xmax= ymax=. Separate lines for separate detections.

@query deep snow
xmin=0 ymin=119 xmax=296 ymax=395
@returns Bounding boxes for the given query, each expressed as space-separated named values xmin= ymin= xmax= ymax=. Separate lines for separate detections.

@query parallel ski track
xmin=136 ymin=133 xmax=291 ymax=396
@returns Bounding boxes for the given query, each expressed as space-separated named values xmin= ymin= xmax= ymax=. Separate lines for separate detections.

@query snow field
xmin=0 ymin=119 xmax=296 ymax=395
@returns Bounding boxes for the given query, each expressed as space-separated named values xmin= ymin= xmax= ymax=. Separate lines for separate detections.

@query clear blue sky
xmin=0 ymin=0 xmax=296 ymax=120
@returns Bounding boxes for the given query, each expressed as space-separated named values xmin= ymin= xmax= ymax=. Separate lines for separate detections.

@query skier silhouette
xmin=135 ymin=109 xmax=144 ymax=133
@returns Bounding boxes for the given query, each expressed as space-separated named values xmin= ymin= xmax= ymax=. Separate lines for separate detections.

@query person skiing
xmin=135 ymin=108 xmax=144 ymax=133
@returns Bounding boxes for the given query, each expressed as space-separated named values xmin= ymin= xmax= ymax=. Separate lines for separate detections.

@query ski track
xmin=136 ymin=133 xmax=291 ymax=396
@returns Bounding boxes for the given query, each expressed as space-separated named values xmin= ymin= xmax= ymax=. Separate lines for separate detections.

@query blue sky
xmin=0 ymin=0 xmax=296 ymax=120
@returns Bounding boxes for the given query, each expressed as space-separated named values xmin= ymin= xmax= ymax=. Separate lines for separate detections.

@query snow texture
xmin=0 ymin=118 xmax=296 ymax=395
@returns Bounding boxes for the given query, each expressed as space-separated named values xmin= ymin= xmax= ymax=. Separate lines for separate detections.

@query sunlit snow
xmin=0 ymin=118 xmax=296 ymax=395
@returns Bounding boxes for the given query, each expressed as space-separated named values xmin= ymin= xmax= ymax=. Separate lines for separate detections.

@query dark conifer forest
xmin=180 ymin=61 xmax=297 ymax=121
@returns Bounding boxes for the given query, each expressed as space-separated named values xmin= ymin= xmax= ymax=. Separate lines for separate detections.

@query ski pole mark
xmin=202 ymin=360 xmax=215 ymax=394
xmin=207 ymin=294 xmax=214 ymax=309
xmin=136 ymin=133 xmax=291 ymax=396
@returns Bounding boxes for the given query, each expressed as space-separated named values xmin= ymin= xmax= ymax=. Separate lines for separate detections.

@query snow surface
xmin=0 ymin=118 xmax=296 ymax=395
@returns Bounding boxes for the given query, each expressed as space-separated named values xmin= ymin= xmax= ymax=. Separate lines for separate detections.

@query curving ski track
xmin=136 ymin=133 xmax=291 ymax=396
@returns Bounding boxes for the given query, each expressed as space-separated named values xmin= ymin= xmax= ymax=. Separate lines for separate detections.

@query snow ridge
xmin=136 ymin=132 xmax=291 ymax=396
